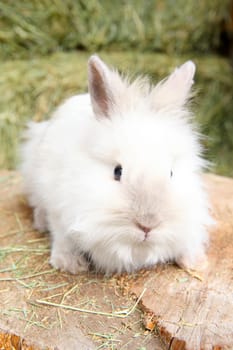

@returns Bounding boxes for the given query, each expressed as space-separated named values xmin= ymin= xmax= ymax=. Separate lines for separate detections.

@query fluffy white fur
xmin=20 ymin=55 xmax=212 ymax=274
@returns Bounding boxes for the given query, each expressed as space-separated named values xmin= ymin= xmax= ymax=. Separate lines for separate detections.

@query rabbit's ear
xmin=151 ymin=61 xmax=196 ymax=111
xmin=88 ymin=55 xmax=122 ymax=118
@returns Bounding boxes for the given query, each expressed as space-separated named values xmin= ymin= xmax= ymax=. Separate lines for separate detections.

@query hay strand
xmin=34 ymin=288 xmax=147 ymax=318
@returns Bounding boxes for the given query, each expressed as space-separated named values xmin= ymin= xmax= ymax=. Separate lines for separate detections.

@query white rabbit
xmin=20 ymin=55 xmax=212 ymax=274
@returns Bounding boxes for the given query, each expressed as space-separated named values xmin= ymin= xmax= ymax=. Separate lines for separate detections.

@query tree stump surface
xmin=0 ymin=171 xmax=232 ymax=350
xmin=131 ymin=174 xmax=233 ymax=350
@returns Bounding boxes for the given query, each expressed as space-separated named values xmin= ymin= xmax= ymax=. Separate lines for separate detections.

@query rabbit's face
xmin=76 ymin=110 xmax=205 ymax=273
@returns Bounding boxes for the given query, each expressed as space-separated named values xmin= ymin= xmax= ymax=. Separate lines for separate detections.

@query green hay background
xmin=0 ymin=1 xmax=232 ymax=175
xmin=0 ymin=0 xmax=230 ymax=59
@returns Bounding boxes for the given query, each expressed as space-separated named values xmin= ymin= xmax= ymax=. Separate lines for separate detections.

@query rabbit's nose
xmin=135 ymin=222 xmax=152 ymax=234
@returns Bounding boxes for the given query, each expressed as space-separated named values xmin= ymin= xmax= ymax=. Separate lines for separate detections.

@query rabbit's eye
xmin=114 ymin=165 xmax=122 ymax=181
xmin=170 ymin=170 xmax=173 ymax=178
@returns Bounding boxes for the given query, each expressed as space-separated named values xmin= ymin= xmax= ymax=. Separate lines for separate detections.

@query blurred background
xmin=0 ymin=0 xmax=232 ymax=176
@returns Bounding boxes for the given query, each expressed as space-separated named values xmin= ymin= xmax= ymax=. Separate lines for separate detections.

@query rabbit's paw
xmin=176 ymin=252 xmax=208 ymax=271
xmin=33 ymin=207 xmax=48 ymax=232
xmin=50 ymin=249 xmax=89 ymax=274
